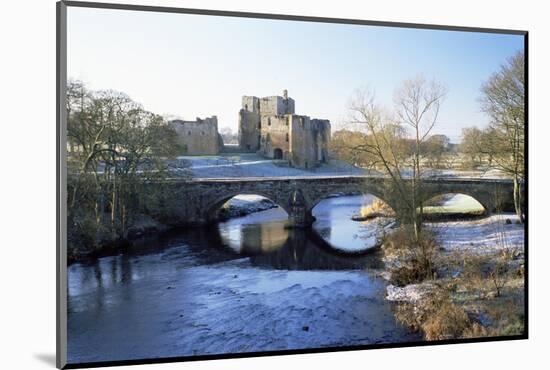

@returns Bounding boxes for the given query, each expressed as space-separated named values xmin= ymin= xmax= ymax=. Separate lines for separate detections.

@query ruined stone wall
xmin=171 ymin=116 xmax=221 ymax=155
xmin=238 ymin=110 xmax=261 ymax=152
xmin=288 ymin=116 xmax=331 ymax=168
xmin=289 ymin=115 xmax=314 ymax=168
xmin=259 ymin=96 xmax=295 ymax=116
xmin=259 ymin=115 xmax=291 ymax=159
xmin=312 ymin=119 xmax=331 ymax=163
xmin=242 ymin=96 xmax=261 ymax=113
xmin=238 ymin=96 xmax=261 ymax=152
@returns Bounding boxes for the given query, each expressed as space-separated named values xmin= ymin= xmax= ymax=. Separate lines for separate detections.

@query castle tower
xmin=238 ymin=96 xmax=261 ymax=151
xmin=237 ymin=91 xmax=330 ymax=168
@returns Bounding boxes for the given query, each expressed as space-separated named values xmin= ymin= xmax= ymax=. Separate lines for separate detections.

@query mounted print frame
xmin=57 ymin=1 xmax=528 ymax=368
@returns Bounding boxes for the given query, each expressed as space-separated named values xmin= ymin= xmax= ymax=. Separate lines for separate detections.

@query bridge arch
xmin=420 ymin=189 xmax=493 ymax=214
xmin=422 ymin=192 xmax=487 ymax=217
xmin=305 ymin=186 xmax=398 ymax=217
xmin=204 ymin=191 xmax=290 ymax=222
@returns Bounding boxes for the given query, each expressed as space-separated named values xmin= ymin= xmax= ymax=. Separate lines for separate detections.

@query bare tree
xmin=346 ymin=78 xmax=447 ymax=239
xmin=480 ymin=51 xmax=525 ymax=222
xmin=67 ymin=80 xmax=180 ymax=253
xmin=393 ymin=76 xmax=448 ymax=238
xmin=459 ymin=127 xmax=487 ymax=168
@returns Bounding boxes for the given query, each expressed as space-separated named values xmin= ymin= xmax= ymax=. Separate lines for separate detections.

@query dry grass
xmin=394 ymin=288 xmax=476 ymax=340
xmin=394 ymin=284 xmax=524 ymax=340
xmin=382 ymin=226 xmax=438 ymax=286
xmin=384 ymin=214 xmax=524 ymax=341
xmin=360 ymin=199 xmax=394 ymax=218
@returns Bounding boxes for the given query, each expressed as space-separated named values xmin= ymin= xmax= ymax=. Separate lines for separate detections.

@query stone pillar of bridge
xmin=287 ymin=189 xmax=314 ymax=228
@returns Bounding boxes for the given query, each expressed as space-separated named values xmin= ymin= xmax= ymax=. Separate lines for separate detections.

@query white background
xmin=0 ymin=0 xmax=548 ymax=369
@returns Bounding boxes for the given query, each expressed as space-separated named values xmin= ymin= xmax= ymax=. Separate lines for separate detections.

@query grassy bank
xmin=381 ymin=217 xmax=525 ymax=340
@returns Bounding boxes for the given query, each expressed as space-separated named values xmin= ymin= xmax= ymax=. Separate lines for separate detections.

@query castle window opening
xmin=286 ymin=133 xmax=289 ymax=142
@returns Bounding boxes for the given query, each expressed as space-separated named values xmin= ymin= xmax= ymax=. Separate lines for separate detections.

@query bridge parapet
xmin=146 ymin=176 xmax=519 ymax=227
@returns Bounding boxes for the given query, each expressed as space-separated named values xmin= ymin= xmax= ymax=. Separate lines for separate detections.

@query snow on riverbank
xmin=386 ymin=283 xmax=435 ymax=303
xmin=220 ymin=195 xmax=278 ymax=219
xmin=385 ymin=214 xmax=525 ymax=303
xmin=427 ymin=214 xmax=524 ymax=254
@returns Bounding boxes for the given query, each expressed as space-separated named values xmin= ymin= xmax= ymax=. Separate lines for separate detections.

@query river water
xmin=67 ymin=195 xmax=419 ymax=364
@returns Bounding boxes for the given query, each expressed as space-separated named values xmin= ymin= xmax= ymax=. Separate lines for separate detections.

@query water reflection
xmin=215 ymin=195 xmax=388 ymax=269
xmin=219 ymin=195 xmax=387 ymax=256
xmin=68 ymin=195 xmax=389 ymax=298
xmin=67 ymin=195 xmax=417 ymax=363
xmin=219 ymin=218 xmax=289 ymax=254
xmin=313 ymin=195 xmax=391 ymax=253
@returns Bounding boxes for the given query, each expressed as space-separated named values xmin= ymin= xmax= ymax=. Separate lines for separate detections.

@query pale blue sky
xmin=67 ymin=6 xmax=524 ymax=142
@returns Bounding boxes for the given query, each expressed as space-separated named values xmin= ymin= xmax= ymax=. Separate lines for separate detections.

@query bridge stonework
xmin=148 ymin=176 xmax=520 ymax=228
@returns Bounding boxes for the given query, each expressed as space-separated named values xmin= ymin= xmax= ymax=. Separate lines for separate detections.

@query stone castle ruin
xmin=170 ymin=116 xmax=223 ymax=155
xmin=238 ymin=90 xmax=330 ymax=169
xmin=171 ymin=90 xmax=331 ymax=169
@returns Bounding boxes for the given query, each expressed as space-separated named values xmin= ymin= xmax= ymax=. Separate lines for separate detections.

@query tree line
xmin=66 ymin=80 xmax=181 ymax=258
xmin=331 ymin=50 xmax=525 ymax=225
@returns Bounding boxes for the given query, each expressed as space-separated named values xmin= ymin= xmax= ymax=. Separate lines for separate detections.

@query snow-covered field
xmin=172 ymin=153 xmax=507 ymax=179
xmin=424 ymin=193 xmax=485 ymax=214
xmin=177 ymin=153 xmax=366 ymax=178
xmin=427 ymin=214 xmax=524 ymax=254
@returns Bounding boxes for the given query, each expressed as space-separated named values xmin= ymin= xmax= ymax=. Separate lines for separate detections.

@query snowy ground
xmin=385 ymin=193 xmax=525 ymax=302
xmin=170 ymin=153 xmax=507 ymax=179
xmin=427 ymin=214 xmax=524 ymax=255
xmin=424 ymin=168 xmax=508 ymax=179
xmin=423 ymin=193 xmax=485 ymax=214
xmin=175 ymin=153 xmax=365 ymax=178
xmin=385 ymin=212 xmax=524 ymax=303
xmin=221 ymin=195 xmax=277 ymax=219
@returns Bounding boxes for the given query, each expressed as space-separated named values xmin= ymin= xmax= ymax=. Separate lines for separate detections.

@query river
xmin=67 ymin=195 xmax=419 ymax=364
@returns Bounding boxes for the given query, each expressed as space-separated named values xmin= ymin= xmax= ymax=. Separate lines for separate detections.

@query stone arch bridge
xmin=148 ymin=176 xmax=521 ymax=227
